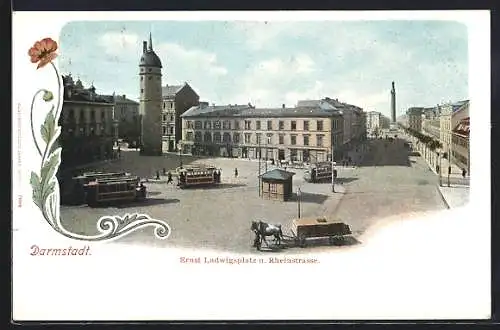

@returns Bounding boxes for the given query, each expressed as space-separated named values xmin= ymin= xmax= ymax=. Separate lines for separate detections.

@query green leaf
xmin=40 ymin=106 xmax=56 ymax=145
xmin=41 ymin=181 xmax=56 ymax=202
xmin=40 ymin=151 xmax=60 ymax=190
xmin=30 ymin=171 xmax=42 ymax=210
xmin=49 ymin=138 xmax=61 ymax=155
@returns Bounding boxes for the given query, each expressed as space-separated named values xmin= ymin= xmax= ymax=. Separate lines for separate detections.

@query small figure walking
xmin=117 ymin=145 xmax=121 ymax=159
xmin=167 ymin=171 xmax=173 ymax=184
xmin=462 ymin=168 xmax=467 ymax=178
xmin=234 ymin=168 xmax=238 ymax=178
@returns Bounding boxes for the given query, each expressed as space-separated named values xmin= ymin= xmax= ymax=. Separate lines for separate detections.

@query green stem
xmin=30 ymin=90 xmax=46 ymax=157
xmin=50 ymin=62 xmax=62 ymax=126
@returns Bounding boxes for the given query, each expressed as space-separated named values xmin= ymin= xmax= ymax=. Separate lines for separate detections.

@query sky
xmin=58 ymin=20 xmax=468 ymax=118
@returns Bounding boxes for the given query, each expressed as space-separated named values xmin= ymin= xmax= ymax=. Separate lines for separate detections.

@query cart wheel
xmin=299 ymin=234 xmax=307 ymax=248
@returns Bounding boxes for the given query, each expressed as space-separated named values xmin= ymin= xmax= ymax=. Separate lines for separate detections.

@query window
xmin=234 ymin=120 xmax=240 ymax=130
xmin=267 ymin=121 xmax=272 ymax=130
xmin=266 ymin=133 xmax=273 ymax=144
xmin=223 ymin=120 xmax=231 ymax=130
xmin=214 ymin=132 xmax=221 ymax=143
xmin=187 ymin=121 xmax=194 ymax=129
xmin=186 ymin=132 xmax=193 ymax=141
xmin=141 ymin=89 xmax=144 ymax=94
xmin=269 ymin=183 xmax=278 ymax=193
xmin=195 ymin=121 xmax=202 ymax=129
xmin=195 ymin=131 xmax=202 ymax=142
xmin=291 ymin=135 xmax=297 ymax=145
xmin=279 ymin=121 xmax=284 ymax=130
xmin=163 ymin=126 xmax=167 ymax=135
xmin=163 ymin=102 xmax=166 ymax=109
xmin=214 ymin=120 xmax=221 ymax=129
xmin=141 ymin=77 xmax=144 ymax=81
xmin=204 ymin=121 xmax=211 ymax=129
xmin=317 ymin=135 xmax=324 ymax=147
xmin=244 ymin=120 xmax=251 ymax=130
xmin=163 ymin=114 xmax=167 ymax=122
xmin=204 ymin=132 xmax=212 ymax=142
xmin=303 ymin=135 xmax=309 ymax=146
xmin=148 ymin=76 xmax=152 ymax=80
xmin=233 ymin=133 xmax=240 ymax=143
xmin=256 ymin=133 xmax=262 ymax=144
xmin=169 ymin=127 xmax=174 ymax=135
xmin=278 ymin=134 xmax=284 ymax=144
xmin=291 ymin=121 xmax=296 ymax=130
xmin=148 ymin=68 xmax=152 ymax=72
xmin=244 ymin=133 xmax=251 ymax=144
xmin=256 ymin=121 xmax=261 ymax=130
xmin=303 ymin=121 xmax=309 ymax=131
xmin=223 ymin=132 xmax=231 ymax=143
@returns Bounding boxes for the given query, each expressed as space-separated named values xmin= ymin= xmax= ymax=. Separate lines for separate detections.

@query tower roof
xmin=139 ymin=33 xmax=162 ymax=68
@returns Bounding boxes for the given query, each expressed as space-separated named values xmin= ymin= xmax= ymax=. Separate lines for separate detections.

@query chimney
xmin=282 ymin=104 xmax=285 ymax=109
xmin=143 ymin=41 xmax=147 ymax=53
xmin=123 ymin=95 xmax=126 ymax=99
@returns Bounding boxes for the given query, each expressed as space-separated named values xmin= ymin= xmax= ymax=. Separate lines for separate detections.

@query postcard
xmin=12 ymin=10 xmax=491 ymax=320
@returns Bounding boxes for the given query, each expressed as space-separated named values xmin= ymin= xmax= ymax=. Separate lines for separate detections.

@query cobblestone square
xmin=60 ymin=136 xmax=449 ymax=253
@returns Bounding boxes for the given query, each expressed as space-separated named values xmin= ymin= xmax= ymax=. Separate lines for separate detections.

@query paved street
xmin=334 ymin=136 xmax=447 ymax=235
xmin=60 ymin=135 xmax=448 ymax=253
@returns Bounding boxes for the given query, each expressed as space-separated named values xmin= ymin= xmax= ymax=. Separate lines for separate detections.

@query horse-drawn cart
xmin=251 ymin=217 xmax=352 ymax=250
xmin=290 ymin=217 xmax=352 ymax=248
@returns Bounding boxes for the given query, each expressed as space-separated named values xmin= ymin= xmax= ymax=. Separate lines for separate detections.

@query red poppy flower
xmin=28 ymin=38 xmax=58 ymax=69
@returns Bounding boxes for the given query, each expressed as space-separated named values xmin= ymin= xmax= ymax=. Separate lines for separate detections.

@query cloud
xmin=226 ymin=54 xmax=317 ymax=107
xmin=156 ymin=42 xmax=228 ymax=77
xmin=98 ymin=32 xmax=140 ymax=56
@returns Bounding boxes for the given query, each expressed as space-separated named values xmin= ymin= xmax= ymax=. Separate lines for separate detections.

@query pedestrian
xmin=436 ymin=164 xmax=440 ymax=174
xmin=167 ymin=171 xmax=173 ymax=184
xmin=462 ymin=168 xmax=467 ymax=178
xmin=117 ymin=145 xmax=121 ymax=159
xmin=156 ymin=170 xmax=160 ymax=180
xmin=234 ymin=168 xmax=238 ymax=178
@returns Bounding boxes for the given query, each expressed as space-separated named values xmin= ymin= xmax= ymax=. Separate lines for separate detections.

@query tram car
xmin=303 ymin=162 xmax=333 ymax=183
xmin=68 ymin=172 xmax=146 ymax=206
xmin=176 ymin=164 xmax=220 ymax=189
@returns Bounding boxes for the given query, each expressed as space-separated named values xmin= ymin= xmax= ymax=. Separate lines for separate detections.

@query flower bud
xmin=43 ymin=90 xmax=54 ymax=102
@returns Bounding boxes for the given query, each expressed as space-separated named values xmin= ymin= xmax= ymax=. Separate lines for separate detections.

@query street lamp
xmin=265 ymin=136 xmax=270 ymax=172
xmin=297 ymin=187 xmax=302 ymax=219
xmin=178 ymin=142 xmax=183 ymax=168
xmin=437 ymin=151 xmax=442 ymax=186
xmin=331 ymin=161 xmax=336 ymax=192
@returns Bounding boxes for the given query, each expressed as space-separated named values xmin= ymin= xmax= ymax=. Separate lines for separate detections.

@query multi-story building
xmin=421 ymin=106 xmax=441 ymax=140
xmin=298 ymin=98 xmax=365 ymax=158
xmin=407 ymin=107 xmax=424 ymax=132
xmin=180 ymin=104 xmax=344 ymax=163
xmin=58 ymin=74 xmax=116 ymax=170
xmin=366 ymin=111 xmax=390 ymax=136
xmin=161 ymin=83 xmax=199 ymax=152
xmin=439 ymin=100 xmax=468 ymax=159
xmin=451 ymin=100 xmax=470 ymax=173
xmin=114 ymin=94 xmax=140 ymax=144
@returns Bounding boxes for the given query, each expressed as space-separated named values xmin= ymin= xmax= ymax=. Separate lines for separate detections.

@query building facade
xmin=439 ymin=100 xmax=468 ymax=159
xmin=366 ymin=111 xmax=390 ymax=136
xmin=114 ymin=94 xmax=140 ymax=144
xmin=180 ymin=104 xmax=344 ymax=163
xmin=451 ymin=100 xmax=470 ymax=173
xmin=421 ymin=106 xmax=441 ymax=140
xmin=139 ymin=34 xmax=163 ymax=156
xmin=407 ymin=107 xmax=424 ymax=132
xmin=161 ymin=83 xmax=200 ymax=152
xmin=58 ymin=75 xmax=115 ymax=170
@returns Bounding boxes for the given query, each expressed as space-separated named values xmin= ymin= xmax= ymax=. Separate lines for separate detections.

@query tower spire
xmin=148 ymin=32 xmax=153 ymax=51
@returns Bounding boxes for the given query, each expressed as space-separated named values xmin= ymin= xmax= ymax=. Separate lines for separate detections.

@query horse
xmin=251 ymin=220 xmax=284 ymax=248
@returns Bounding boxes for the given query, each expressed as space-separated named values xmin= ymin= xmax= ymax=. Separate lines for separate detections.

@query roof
xmin=114 ymin=95 xmax=139 ymax=105
xmin=139 ymin=49 xmax=162 ymax=68
xmin=259 ymin=169 xmax=295 ymax=181
xmin=452 ymin=100 xmax=469 ymax=112
xmin=452 ymin=117 xmax=470 ymax=137
xmin=162 ymin=84 xmax=184 ymax=97
xmin=181 ymin=104 xmax=343 ymax=119
xmin=292 ymin=217 xmax=344 ymax=226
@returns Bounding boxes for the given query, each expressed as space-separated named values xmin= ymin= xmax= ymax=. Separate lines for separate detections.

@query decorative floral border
xmin=27 ymin=38 xmax=171 ymax=241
